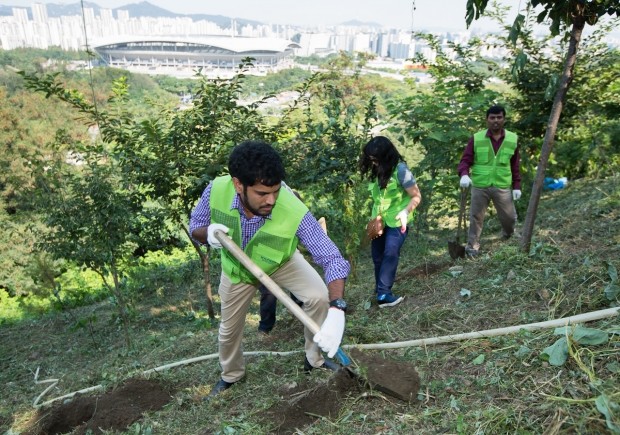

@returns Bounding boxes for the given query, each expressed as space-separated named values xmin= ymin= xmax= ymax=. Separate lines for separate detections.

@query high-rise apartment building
xmin=12 ymin=8 xmax=29 ymax=24
xmin=117 ymin=10 xmax=130 ymax=21
xmin=31 ymin=3 xmax=48 ymax=23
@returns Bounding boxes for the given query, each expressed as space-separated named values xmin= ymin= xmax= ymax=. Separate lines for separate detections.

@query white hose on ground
xmin=342 ymin=307 xmax=620 ymax=350
xmin=34 ymin=385 xmax=104 ymax=408
xmin=32 ymin=307 xmax=619 ymax=407
xmin=142 ymin=350 xmax=300 ymax=375
xmin=32 ymin=367 xmax=104 ymax=408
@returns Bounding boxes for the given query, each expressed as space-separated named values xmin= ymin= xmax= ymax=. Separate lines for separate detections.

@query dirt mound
xmin=350 ymin=348 xmax=420 ymax=402
xmin=260 ymin=350 xmax=420 ymax=433
xmin=262 ymin=369 xmax=362 ymax=433
xmin=25 ymin=378 xmax=173 ymax=435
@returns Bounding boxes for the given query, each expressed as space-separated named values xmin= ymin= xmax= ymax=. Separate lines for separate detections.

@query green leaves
xmin=555 ymin=326 xmax=609 ymax=345
xmin=465 ymin=0 xmax=489 ymax=28
xmin=595 ymin=394 xmax=620 ymax=434
xmin=544 ymin=74 xmax=560 ymax=101
xmin=604 ymin=262 xmax=620 ymax=301
xmin=508 ymin=14 xmax=526 ymax=46
xmin=471 ymin=354 xmax=485 ymax=365
xmin=541 ymin=336 xmax=569 ymax=366
xmin=528 ymin=0 xmax=620 ymax=36
xmin=540 ymin=326 xmax=609 ymax=366
xmin=510 ymin=51 xmax=528 ymax=81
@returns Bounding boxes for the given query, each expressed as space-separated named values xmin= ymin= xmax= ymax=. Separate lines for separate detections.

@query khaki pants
xmin=217 ymin=251 xmax=329 ymax=383
xmin=467 ymin=186 xmax=516 ymax=251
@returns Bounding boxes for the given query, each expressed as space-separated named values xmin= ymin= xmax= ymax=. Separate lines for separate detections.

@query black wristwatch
xmin=329 ymin=298 xmax=347 ymax=313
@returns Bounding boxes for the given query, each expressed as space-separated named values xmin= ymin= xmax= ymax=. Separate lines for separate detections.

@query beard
xmin=240 ymin=189 xmax=272 ymax=217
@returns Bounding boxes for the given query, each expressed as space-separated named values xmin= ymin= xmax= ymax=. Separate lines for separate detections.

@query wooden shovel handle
xmin=456 ymin=187 xmax=468 ymax=241
xmin=214 ymin=230 xmax=321 ymax=335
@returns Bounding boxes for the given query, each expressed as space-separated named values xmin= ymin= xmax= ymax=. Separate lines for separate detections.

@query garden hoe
xmin=448 ymin=187 xmax=468 ymax=259
xmin=213 ymin=229 xmax=418 ymax=401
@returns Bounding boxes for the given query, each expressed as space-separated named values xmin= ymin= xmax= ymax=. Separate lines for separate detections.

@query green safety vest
xmin=369 ymin=167 xmax=414 ymax=228
xmin=471 ymin=129 xmax=518 ymax=189
xmin=210 ymin=176 xmax=308 ymax=284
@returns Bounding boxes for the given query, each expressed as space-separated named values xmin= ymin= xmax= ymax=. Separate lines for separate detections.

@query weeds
xmin=1 ymin=177 xmax=619 ymax=434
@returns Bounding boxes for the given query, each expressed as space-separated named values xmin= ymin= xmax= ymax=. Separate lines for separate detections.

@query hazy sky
xmin=1 ymin=0 xmax=525 ymax=31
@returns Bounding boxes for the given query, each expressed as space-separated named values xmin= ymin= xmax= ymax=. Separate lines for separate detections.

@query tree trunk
xmin=109 ymin=261 xmax=132 ymax=348
xmin=182 ymin=226 xmax=215 ymax=319
xmin=520 ymin=16 xmax=586 ymax=252
xmin=199 ymin=249 xmax=215 ymax=319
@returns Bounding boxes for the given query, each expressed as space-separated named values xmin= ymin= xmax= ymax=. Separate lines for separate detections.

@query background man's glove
xmin=460 ymin=175 xmax=472 ymax=188
xmin=207 ymin=224 xmax=229 ymax=248
xmin=512 ymin=190 xmax=522 ymax=201
xmin=313 ymin=308 xmax=345 ymax=358
xmin=395 ymin=209 xmax=409 ymax=233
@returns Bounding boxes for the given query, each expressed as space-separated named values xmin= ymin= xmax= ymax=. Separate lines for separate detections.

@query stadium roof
xmin=92 ymin=35 xmax=300 ymax=54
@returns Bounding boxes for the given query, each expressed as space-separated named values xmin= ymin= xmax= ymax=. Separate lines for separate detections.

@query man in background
xmin=457 ymin=105 xmax=522 ymax=257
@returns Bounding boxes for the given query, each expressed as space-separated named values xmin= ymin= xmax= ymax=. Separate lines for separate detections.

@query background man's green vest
xmin=369 ymin=167 xmax=414 ymax=228
xmin=471 ymin=129 xmax=517 ymax=189
xmin=210 ymin=176 xmax=308 ymax=284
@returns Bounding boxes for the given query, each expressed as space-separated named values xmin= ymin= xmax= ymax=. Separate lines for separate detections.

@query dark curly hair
xmin=359 ymin=136 xmax=404 ymax=189
xmin=486 ymin=105 xmax=506 ymax=117
xmin=228 ymin=140 xmax=286 ymax=187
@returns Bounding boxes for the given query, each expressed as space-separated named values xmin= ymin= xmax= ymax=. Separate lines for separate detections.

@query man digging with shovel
xmin=189 ymin=140 xmax=351 ymax=398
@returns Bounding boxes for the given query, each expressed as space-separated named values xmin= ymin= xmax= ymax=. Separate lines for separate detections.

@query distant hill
xmin=0 ymin=1 xmax=263 ymax=29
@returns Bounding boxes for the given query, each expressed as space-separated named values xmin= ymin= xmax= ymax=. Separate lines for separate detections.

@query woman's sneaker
xmin=377 ymin=293 xmax=404 ymax=308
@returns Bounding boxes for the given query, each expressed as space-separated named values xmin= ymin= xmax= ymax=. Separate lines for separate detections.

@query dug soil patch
xmin=261 ymin=350 xmax=420 ymax=433
xmin=25 ymin=378 xmax=173 ymax=435
xmin=397 ymin=261 xmax=448 ymax=280
xmin=350 ymin=348 xmax=420 ymax=402
xmin=262 ymin=369 xmax=362 ymax=433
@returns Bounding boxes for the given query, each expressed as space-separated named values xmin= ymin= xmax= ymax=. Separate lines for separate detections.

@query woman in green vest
xmin=360 ymin=136 xmax=422 ymax=308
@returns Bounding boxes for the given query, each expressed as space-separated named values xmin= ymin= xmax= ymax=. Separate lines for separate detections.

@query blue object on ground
xmin=543 ymin=177 xmax=567 ymax=191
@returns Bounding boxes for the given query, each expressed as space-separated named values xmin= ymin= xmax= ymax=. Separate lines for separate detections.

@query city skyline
xmin=0 ymin=0 xmax=524 ymax=31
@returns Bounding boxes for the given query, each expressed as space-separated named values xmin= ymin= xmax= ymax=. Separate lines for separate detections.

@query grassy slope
xmin=1 ymin=175 xmax=619 ymax=434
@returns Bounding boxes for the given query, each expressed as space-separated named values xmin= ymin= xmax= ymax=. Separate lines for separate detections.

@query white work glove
xmin=395 ymin=209 xmax=409 ymax=233
xmin=313 ymin=308 xmax=345 ymax=358
xmin=206 ymin=223 xmax=229 ymax=249
xmin=460 ymin=175 xmax=472 ymax=188
xmin=512 ymin=189 xmax=522 ymax=201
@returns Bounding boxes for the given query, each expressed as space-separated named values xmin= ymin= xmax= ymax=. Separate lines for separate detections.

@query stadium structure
xmin=92 ymin=36 xmax=300 ymax=77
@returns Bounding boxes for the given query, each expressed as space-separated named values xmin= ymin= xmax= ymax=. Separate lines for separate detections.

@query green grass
xmin=1 ymin=175 xmax=619 ymax=434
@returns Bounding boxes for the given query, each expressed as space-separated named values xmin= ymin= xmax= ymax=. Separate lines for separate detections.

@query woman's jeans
xmin=371 ymin=226 xmax=408 ymax=296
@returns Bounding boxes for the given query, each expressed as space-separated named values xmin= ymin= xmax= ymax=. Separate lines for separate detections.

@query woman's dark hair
xmin=359 ymin=136 xmax=403 ymax=189
xmin=228 ymin=140 xmax=286 ymax=186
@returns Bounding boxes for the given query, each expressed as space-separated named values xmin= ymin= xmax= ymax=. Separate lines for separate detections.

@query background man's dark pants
xmin=258 ymin=285 xmax=303 ymax=333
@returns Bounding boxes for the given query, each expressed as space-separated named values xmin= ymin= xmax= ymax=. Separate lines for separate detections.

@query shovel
xmin=213 ymin=230 xmax=352 ymax=367
xmin=448 ymin=187 xmax=468 ymax=259
xmin=213 ymin=229 xmax=421 ymax=401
